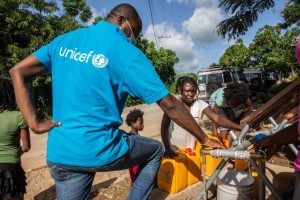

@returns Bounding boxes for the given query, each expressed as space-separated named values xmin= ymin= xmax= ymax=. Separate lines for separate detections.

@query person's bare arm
xmin=20 ymin=128 xmax=31 ymax=153
xmin=237 ymin=98 xmax=252 ymax=121
xmin=157 ymin=94 xmax=224 ymax=149
xmin=161 ymin=113 xmax=177 ymax=157
xmin=203 ymin=106 xmax=243 ymax=131
xmin=211 ymin=103 xmax=221 ymax=135
xmin=254 ymin=122 xmax=298 ymax=160
xmin=9 ymin=55 xmax=61 ymax=133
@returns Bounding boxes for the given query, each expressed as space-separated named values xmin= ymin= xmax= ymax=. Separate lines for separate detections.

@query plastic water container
xmin=235 ymin=159 xmax=249 ymax=171
xmin=222 ymin=139 xmax=230 ymax=149
xmin=201 ymin=134 xmax=223 ymax=176
xmin=157 ymin=153 xmax=187 ymax=193
xmin=181 ymin=148 xmax=202 ymax=186
xmin=217 ymin=169 xmax=254 ymax=200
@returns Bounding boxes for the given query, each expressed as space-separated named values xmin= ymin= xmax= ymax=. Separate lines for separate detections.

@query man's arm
xmin=211 ymin=103 xmax=221 ymax=135
xmin=237 ymin=98 xmax=252 ymax=121
xmin=203 ymin=106 xmax=243 ymax=131
xmin=161 ymin=113 xmax=178 ymax=157
xmin=157 ymin=94 xmax=224 ymax=149
xmin=254 ymin=122 xmax=298 ymax=160
xmin=9 ymin=55 xmax=61 ymax=133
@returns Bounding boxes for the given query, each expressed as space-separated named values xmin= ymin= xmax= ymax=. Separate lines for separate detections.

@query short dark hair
xmin=125 ymin=108 xmax=144 ymax=126
xmin=223 ymin=82 xmax=250 ymax=106
xmin=108 ymin=3 xmax=139 ymax=20
xmin=175 ymin=76 xmax=198 ymax=93
xmin=0 ymin=78 xmax=16 ymax=112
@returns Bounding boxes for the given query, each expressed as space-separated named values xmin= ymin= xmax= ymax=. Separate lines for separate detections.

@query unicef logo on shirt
xmin=58 ymin=47 xmax=109 ymax=68
xmin=92 ymin=54 xmax=108 ymax=68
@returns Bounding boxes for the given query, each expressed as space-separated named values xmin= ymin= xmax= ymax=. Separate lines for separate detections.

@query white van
xmin=197 ymin=67 xmax=248 ymax=101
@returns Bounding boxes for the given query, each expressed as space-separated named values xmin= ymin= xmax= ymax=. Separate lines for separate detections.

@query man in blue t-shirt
xmin=10 ymin=3 xmax=224 ymax=200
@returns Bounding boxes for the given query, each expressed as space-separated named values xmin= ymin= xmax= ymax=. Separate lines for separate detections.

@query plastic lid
xmin=189 ymin=152 xmax=196 ymax=156
xmin=254 ymin=133 xmax=267 ymax=141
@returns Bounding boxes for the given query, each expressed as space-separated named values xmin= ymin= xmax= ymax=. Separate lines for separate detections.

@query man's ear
xmin=118 ymin=16 xmax=125 ymax=25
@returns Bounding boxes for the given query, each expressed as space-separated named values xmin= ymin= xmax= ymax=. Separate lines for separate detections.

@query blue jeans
xmin=47 ymin=134 xmax=164 ymax=200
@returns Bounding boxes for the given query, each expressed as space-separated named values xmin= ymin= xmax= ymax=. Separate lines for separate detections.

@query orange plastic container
xmin=235 ymin=159 xmax=249 ymax=170
xmin=157 ymin=153 xmax=187 ymax=193
xmin=203 ymin=148 xmax=222 ymax=176
xmin=201 ymin=134 xmax=223 ymax=176
xmin=222 ymin=139 xmax=230 ymax=149
xmin=181 ymin=148 xmax=202 ymax=186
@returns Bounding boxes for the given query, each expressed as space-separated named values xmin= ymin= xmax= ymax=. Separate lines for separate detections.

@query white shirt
xmin=169 ymin=98 xmax=208 ymax=150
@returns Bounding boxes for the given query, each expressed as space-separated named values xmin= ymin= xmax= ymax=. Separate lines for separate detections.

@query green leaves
xmin=62 ymin=0 xmax=92 ymax=22
xmin=279 ymin=0 xmax=300 ymax=29
xmin=219 ymin=39 xmax=250 ymax=70
xmin=217 ymin=0 xmax=275 ymax=39
xmin=0 ymin=0 xmax=178 ymax=114
xmin=136 ymin=39 xmax=178 ymax=86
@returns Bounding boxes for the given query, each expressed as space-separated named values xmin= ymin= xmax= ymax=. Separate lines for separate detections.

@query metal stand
xmin=195 ymin=121 xmax=288 ymax=200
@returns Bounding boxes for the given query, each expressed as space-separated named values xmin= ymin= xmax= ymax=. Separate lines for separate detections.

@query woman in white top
xmin=161 ymin=76 xmax=243 ymax=157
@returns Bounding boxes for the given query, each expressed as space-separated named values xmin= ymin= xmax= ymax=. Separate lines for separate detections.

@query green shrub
xmin=267 ymin=81 xmax=289 ymax=95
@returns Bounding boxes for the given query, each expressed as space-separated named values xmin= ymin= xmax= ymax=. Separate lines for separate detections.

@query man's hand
xmin=254 ymin=137 xmax=280 ymax=160
xmin=163 ymin=148 xmax=178 ymax=158
xmin=203 ymin=138 xmax=226 ymax=149
xmin=31 ymin=120 xmax=61 ymax=134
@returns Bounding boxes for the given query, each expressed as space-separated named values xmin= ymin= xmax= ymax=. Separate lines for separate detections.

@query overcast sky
xmin=86 ymin=0 xmax=285 ymax=74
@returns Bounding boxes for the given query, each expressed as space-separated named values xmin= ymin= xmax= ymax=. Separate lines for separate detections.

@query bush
xmin=267 ymin=81 xmax=289 ymax=95
xmin=125 ymin=96 xmax=145 ymax=107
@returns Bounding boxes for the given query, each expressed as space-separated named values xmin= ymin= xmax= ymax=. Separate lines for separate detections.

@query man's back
xmin=34 ymin=21 xmax=140 ymax=166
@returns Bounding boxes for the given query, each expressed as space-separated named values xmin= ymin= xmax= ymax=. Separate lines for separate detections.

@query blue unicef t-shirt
xmin=33 ymin=20 xmax=169 ymax=167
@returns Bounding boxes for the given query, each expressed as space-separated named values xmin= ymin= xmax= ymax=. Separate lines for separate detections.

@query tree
xmin=217 ymin=0 xmax=300 ymax=40
xmin=209 ymin=62 xmax=220 ymax=67
xmin=136 ymin=38 xmax=178 ymax=86
xmin=1 ymin=1 xmax=178 ymax=115
xmin=219 ymin=39 xmax=250 ymax=70
xmin=279 ymin=0 xmax=300 ymax=29
xmin=62 ymin=0 xmax=92 ymax=23
xmin=217 ymin=0 xmax=275 ymax=39
xmin=126 ymin=38 xmax=178 ymax=107
xmin=168 ymin=73 xmax=198 ymax=94
xmin=0 ymin=0 xmax=92 ymax=78
xmin=248 ymin=25 xmax=300 ymax=77
xmin=0 ymin=0 xmax=92 ymax=118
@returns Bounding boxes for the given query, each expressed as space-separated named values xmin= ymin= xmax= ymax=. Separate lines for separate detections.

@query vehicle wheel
xmin=250 ymin=78 xmax=262 ymax=91
xmin=206 ymin=82 xmax=222 ymax=95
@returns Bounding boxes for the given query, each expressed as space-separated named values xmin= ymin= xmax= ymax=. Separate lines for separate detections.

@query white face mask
xmin=125 ymin=20 xmax=137 ymax=45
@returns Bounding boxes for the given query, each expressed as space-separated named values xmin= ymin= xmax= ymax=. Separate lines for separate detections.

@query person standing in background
xmin=209 ymin=82 xmax=252 ymax=146
xmin=0 ymin=78 xmax=31 ymax=200
xmin=125 ymin=108 xmax=144 ymax=184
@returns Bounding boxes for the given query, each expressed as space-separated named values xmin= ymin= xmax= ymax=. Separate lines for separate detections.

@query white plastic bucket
xmin=217 ymin=169 xmax=254 ymax=200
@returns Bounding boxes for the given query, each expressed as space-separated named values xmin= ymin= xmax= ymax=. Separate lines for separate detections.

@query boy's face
xmin=132 ymin=117 xmax=144 ymax=131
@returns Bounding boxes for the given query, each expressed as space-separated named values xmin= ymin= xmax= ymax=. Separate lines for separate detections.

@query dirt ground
xmin=24 ymin=147 xmax=296 ymax=200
